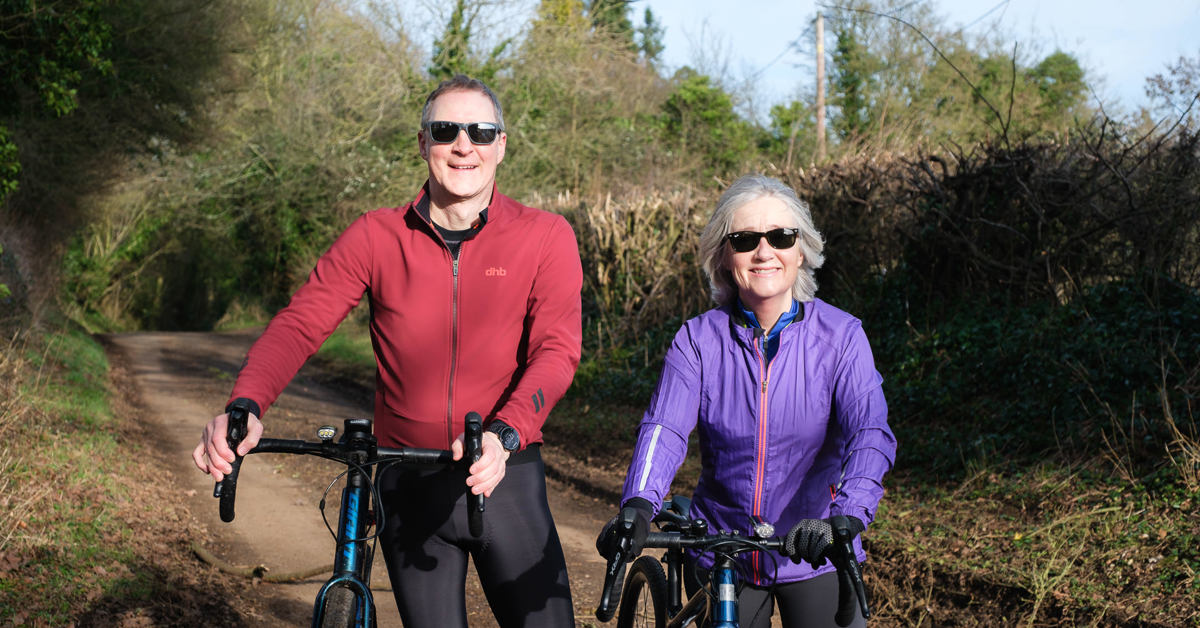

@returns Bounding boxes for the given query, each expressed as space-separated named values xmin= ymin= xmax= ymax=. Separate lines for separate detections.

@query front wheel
xmin=616 ymin=555 xmax=668 ymax=628
xmin=319 ymin=585 xmax=358 ymax=628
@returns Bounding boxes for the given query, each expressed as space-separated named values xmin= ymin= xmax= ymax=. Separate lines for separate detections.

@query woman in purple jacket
xmin=598 ymin=174 xmax=896 ymax=627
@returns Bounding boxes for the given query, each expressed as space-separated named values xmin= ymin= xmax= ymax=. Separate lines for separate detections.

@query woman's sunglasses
xmin=425 ymin=121 xmax=501 ymax=145
xmin=725 ymin=228 xmax=800 ymax=253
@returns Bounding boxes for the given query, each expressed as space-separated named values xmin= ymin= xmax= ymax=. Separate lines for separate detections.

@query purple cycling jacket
xmin=620 ymin=298 xmax=897 ymax=585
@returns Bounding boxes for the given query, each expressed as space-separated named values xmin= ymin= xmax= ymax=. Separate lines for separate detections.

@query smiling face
xmin=724 ymin=196 xmax=803 ymax=323
xmin=418 ymin=88 xmax=506 ymax=212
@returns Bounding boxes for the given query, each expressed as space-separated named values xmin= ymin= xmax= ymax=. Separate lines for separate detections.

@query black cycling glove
xmin=595 ymin=497 xmax=654 ymax=559
xmin=785 ymin=515 xmax=864 ymax=567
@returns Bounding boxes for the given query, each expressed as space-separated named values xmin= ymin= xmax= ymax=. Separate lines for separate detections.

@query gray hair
xmin=420 ymin=74 xmax=505 ymax=130
xmin=699 ymin=174 xmax=825 ymax=305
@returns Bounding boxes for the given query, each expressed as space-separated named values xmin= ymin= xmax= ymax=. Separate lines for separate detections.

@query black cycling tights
xmin=687 ymin=565 xmax=868 ymax=628
xmin=375 ymin=446 xmax=575 ymax=627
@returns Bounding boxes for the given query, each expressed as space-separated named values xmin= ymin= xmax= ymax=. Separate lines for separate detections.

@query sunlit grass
xmin=0 ymin=326 xmax=152 ymax=625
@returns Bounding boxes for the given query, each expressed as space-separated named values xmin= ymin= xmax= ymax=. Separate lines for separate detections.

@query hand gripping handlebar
xmin=213 ymin=406 xmax=249 ymax=523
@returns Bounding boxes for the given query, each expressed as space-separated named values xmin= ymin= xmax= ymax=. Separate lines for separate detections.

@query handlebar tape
xmin=464 ymin=412 xmax=485 ymax=537
xmin=594 ymin=508 xmax=638 ymax=621
xmin=829 ymin=515 xmax=870 ymax=625
xmin=214 ymin=406 xmax=249 ymax=523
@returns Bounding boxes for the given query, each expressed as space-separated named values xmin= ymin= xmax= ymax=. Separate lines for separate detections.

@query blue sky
xmin=641 ymin=0 xmax=1200 ymax=118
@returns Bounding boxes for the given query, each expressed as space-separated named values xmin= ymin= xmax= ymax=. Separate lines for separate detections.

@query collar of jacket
xmin=406 ymin=181 xmax=499 ymax=242
xmin=726 ymin=300 xmax=807 ymax=352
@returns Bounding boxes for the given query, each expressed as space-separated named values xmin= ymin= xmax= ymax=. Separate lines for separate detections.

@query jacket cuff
xmin=225 ymin=397 xmax=262 ymax=419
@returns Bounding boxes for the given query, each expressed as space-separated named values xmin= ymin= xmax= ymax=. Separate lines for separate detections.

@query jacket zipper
xmin=422 ymin=209 xmax=461 ymax=449
xmin=446 ymin=251 xmax=461 ymax=448
xmin=751 ymin=332 xmax=772 ymax=584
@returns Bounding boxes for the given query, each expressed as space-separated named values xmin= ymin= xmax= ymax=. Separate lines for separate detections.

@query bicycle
xmin=595 ymin=496 xmax=870 ymax=628
xmin=212 ymin=404 xmax=487 ymax=628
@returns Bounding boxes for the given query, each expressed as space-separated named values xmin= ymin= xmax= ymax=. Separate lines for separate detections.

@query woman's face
xmin=723 ymin=196 xmax=802 ymax=313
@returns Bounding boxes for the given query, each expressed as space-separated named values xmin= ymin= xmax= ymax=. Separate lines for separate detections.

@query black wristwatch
xmin=487 ymin=421 xmax=520 ymax=453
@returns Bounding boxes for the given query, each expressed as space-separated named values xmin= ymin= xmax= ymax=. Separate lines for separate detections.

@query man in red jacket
xmin=193 ymin=75 xmax=582 ymax=627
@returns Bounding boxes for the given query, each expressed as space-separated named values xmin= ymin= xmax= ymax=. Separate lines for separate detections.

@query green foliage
xmin=428 ymin=0 xmax=509 ymax=82
xmin=0 ymin=0 xmax=114 ymax=117
xmin=820 ymin=1 xmax=1093 ymax=151
xmin=636 ymin=8 xmax=665 ymax=65
xmin=59 ymin=1 xmax=428 ymax=330
xmin=1030 ymin=50 xmax=1086 ymax=114
xmin=0 ymin=125 xmax=18 ymax=202
xmin=0 ymin=0 xmax=115 ymax=197
xmin=587 ymin=0 xmax=634 ymax=50
xmin=0 ymin=243 xmax=9 ymax=301
xmin=659 ymin=70 xmax=756 ymax=180
xmin=500 ymin=5 xmax=666 ymax=196
xmin=830 ymin=24 xmax=879 ymax=139
xmin=868 ymin=276 xmax=1200 ymax=479
xmin=429 ymin=0 xmax=473 ymax=79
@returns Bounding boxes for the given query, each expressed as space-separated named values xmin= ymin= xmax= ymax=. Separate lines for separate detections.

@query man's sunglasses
xmin=425 ymin=121 xmax=501 ymax=145
xmin=725 ymin=228 xmax=800 ymax=253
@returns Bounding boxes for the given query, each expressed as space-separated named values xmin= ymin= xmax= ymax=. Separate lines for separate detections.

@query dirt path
xmin=104 ymin=330 xmax=619 ymax=627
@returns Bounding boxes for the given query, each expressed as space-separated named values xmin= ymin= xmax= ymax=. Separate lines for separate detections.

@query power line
xmin=959 ymin=0 xmax=1010 ymax=32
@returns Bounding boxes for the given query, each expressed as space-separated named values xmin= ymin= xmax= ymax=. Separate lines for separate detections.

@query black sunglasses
xmin=725 ymin=228 xmax=800 ymax=253
xmin=425 ymin=120 xmax=501 ymax=145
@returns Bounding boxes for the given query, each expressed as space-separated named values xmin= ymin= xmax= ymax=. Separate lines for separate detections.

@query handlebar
xmin=213 ymin=413 xmax=482 ymax=533
xmin=829 ymin=515 xmax=871 ymax=625
xmin=213 ymin=406 xmax=249 ymax=523
xmin=594 ymin=508 xmax=638 ymax=622
xmin=464 ymin=411 xmax=484 ymax=537
xmin=595 ymin=498 xmax=870 ymax=627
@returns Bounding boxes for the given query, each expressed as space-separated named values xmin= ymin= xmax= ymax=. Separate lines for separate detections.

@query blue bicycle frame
xmin=312 ymin=457 xmax=375 ymax=627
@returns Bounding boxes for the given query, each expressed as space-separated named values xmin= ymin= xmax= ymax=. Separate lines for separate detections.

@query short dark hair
xmin=420 ymin=74 xmax=505 ymax=130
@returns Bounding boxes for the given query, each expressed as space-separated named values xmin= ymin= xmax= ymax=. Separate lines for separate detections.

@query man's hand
xmin=453 ymin=431 xmax=509 ymax=498
xmin=192 ymin=411 xmax=263 ymax=482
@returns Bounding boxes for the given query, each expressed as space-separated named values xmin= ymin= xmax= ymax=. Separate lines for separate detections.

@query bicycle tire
xmin=616 ymin=555 xmax=668 ymax=628
xmin=319 ymin=585 xmax=357 ymax=628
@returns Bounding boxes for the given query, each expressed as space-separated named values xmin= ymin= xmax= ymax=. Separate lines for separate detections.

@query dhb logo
xmin=486 ymin=267 xmax=507 ymax=277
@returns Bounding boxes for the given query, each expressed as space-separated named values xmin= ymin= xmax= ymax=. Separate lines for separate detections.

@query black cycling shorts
xmin=375 ymin=445 xmax=575 ymax=627
xmin=686 ymin=561 xmax=868 ymax=628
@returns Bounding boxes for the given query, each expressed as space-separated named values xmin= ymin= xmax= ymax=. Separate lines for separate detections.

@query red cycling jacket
xmin=228 ymin=183 xmax=583 ymax=450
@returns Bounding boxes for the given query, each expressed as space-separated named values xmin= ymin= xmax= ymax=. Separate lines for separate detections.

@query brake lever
xmin=213 ymin=406 xmax=248 ymax=522
xmin=830 ymin=515 xmax=870 ymax=621
xmin=464 ymin=412 xmax=485 ymax=537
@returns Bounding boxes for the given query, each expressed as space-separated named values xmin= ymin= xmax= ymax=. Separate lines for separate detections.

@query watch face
xmin=499 ymin=427 xmax=520 ymax=451
xmin=491 ymin=424 xmax=519 ymax=451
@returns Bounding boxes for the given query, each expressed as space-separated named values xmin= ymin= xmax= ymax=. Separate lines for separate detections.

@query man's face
xmin=418 ymin=89 xmax=506 ymax=208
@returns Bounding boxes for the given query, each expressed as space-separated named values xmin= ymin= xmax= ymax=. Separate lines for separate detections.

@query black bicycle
xmin=212 ymin=405 xmax=486 ymax=628
xmin=596 ymin=496 xmax=870 ymax=628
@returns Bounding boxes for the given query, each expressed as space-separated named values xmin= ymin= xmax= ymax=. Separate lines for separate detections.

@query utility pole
xmin=815 ymin=11 xmax=826 ymax=163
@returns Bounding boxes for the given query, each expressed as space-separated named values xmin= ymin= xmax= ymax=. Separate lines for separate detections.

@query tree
xmin=1145 ymin=51 xmax=1200 ymax=130
xmin=429 ymin=0 xmax=472 ymax=79
xmin=636 ymin=8 xmax=665 ymax=66
xmin=428 ymin=0 xmax=510 ymax=82
xmin=766 ymin=99 xmax=816 ymax=165
xmin=1030 ymin=50 xmax=1085 ymax=113
xmin=659 ymin=69 xmax=755 ymax=178
xmin=830 ymin=24 xmax=878 ymax=140
xmin=588 ymin=0 xmax=634 ymax=50
xmin=0 ymin=0 xmax=115 ymax=201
